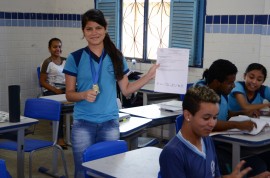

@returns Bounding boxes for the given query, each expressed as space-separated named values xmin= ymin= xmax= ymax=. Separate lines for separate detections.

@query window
xmin=95 ymin=0 xmax=205 ymax=67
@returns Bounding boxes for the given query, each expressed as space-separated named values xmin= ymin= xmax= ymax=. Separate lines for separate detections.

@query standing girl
xmin=63 ymin=9 xmax=159 ymax=177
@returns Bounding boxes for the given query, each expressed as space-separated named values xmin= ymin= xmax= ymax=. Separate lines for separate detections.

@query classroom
xmin=1 ymin=0 xmax=270 ymax=177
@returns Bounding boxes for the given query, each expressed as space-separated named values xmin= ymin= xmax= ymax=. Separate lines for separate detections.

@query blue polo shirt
xmin=228 ymin=81 xmax=270 ymax=112
xmin=194 ymin=80 xmax=228 ymax=121
xmin=159 ymin=133 xmax=221 ymax=178
xmin=63 ymin=47 xmax=129 ymax=123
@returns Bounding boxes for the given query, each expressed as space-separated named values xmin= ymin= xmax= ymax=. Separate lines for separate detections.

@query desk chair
xmin=179 ymin=83 xmax=193 ymax=101
xmin=37 ymin=66 xmax=43 ymax=97
xmin=0 ymin=98 xmax=69 ymax=178
xmin=175 ymin=114 xmax=184 ymax=133
xmin=83 ymin=140 xmax=128 ymax=178
xmin=0 ymin=159 xmax=12 ymax=178
xmin=138 ymin=136 xmax=159 ymax=148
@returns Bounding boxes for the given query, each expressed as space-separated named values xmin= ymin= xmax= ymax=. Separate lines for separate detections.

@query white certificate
xmin=154 ymin=48 xmax=189 ymax=94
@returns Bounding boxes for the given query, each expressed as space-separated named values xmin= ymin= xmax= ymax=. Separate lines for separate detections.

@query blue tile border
xmin=206 ymin=14 xmax=270 ymax=35
xmin=0 ymin=11 xmax=81 ymax=28
xmin=1 ymin=11 xmax=270 ymax=35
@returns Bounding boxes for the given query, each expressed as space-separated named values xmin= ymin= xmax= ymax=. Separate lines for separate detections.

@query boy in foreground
xmin=159 ymin=86 xmax=270 ymax=178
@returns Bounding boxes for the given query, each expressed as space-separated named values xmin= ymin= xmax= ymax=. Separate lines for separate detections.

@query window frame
xmin=95 ymin=0 xmax=205 ymax=67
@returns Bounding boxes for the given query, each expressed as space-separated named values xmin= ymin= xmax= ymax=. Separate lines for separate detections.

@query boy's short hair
xmin=183 ymin=86 xmax=220 ymax=115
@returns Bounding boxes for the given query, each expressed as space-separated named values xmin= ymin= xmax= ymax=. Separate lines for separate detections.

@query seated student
xmin=40 ymin=38 xmax=67 ymax=149
xmin=40 ymin=38 xmax=66 ymax=96
xmin=228 ymin=63 xmax=270 ymax=170
xmin=194 ymin=59 xmax=267 ymax=175
xmin=228 ymin=63 xmax=270 ymax=112
xmin=194 ymin=59 xmax=258 ymax=131
xmin=159 ymin=86 xmax=270 ymax=178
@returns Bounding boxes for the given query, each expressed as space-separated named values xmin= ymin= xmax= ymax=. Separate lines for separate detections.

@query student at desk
xmin=194 ymin=59 xmax=267 ymax=175
xmin=40 ymin=38 xmax=67 ymax=149
xmin=194 ymin=59 xmax=259 ymax=131
xmin=159 ymin=86 xmax=270 ymax=178
xmin=228 ymin=63 xmax=270 ymax=170
xmin=40 ymin=38 xmax=66 ymax=96
xmin=228 ymin=63 xmax=270 ymax=113
xmin=63 ymin=9 xmax=159 ymax=178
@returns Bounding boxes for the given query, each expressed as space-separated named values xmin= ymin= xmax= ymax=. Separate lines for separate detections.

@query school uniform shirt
xmin=63 ymin=47 xmax=129 ymax=123
xmin=194 ymin=80 xmax=228 ymax=121
xmin=228 ymin=81 xmax=270 ymax=112
xmin=159 ymin=132 xmax=221 ymax=178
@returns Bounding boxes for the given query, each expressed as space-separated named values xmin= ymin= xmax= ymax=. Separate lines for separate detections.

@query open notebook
xmin=211 ymin=115 xmax=270 ymax=136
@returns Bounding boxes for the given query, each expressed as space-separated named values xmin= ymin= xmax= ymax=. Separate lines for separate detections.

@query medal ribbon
xmin=89 ymin=49 xmax=105 ymax=85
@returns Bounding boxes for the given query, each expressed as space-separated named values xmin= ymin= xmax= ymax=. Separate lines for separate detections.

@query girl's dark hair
xmin=202 ymin=59 xmax=238 ymax=84
xmin=48 ymin=38 xmax=62 ymax=48
xmin=81 ymin=9 xmax=124 ymax=80
xmin=245 ymin=63 xmax=267 ymax=81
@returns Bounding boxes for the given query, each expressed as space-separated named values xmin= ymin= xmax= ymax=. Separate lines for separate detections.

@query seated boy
xmin=159 ymin=86 xmax=270 ymax=178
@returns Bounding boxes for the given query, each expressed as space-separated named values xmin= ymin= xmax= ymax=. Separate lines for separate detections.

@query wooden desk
xmin=82 ymin=147 xmax=162 ymax=178
xmin=212 ymin=131 xmax=270 ymax=168
xmin=0 ymin=112 xmax=38 ymax=178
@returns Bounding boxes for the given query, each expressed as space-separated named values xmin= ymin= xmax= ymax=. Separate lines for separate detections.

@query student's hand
xmin=243 ymin=109 xmax=260 ymax=118
xmin=54 ymin=88 xmax=64 ymax=94
xmin=223 ymin=160 xmax=252 ymax=178
xmin=251 ymin=171 xmax=270 ymax=178
xmin=84 ymin=89 xmax=98 ymax=102
xmin=236 ymin=120 xmax=257 ymax=131
xmin=146 ymin=64 xmax=160 ymax=80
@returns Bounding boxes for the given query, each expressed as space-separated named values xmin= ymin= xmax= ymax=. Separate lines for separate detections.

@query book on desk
xmin=211 ymin=115 xmax=270 ymax=136
xmin=118 ymin=113 xmax=131 ymax=122
xmin=157 ymin=100 xmax=183 ymax=112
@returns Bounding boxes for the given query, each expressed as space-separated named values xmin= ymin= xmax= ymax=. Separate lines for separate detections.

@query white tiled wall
xmin=1 ymin=0 xmax=270 ymax=122
xmin=0 ymin=0 xmax=93 ymax=111
xmin=195 ymin=0 xmax=270 ymax=84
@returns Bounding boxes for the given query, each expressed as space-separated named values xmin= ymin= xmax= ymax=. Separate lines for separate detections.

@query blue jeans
xmin=71 ymin=119 xmax=120 ymax=178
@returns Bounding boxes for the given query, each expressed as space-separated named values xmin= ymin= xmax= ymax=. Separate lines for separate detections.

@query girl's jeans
xmin=71 ymin=119 xmax=120 ymax=178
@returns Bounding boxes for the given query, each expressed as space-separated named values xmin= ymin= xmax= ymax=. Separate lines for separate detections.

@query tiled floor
xmin=1 ymin=120 xmax=75 ymax=178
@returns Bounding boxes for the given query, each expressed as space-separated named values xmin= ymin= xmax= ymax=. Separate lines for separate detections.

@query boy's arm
xmin=213 ymin=120 xmax=254 ymax=132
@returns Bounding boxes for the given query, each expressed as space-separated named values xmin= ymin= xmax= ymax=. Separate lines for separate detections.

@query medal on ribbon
xmin=89 ymin=49 xmax=105 ymax=94
xmin=92 ymin=84 xmax=100 ymax=94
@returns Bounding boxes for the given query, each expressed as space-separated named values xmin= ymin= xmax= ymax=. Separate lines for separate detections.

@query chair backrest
xmin=83 ymin=140 xmax=128 ymax=162
xmin=24 ymin=98 xmax=62 ymax=143
xmin=24 ymin=98 xmax=61 ymax=121
xmin=175 ymin=114 xmax=184 ymax=133
xmin=158 ymin=171 xmax=162 ymax=178
xmin=37 ymin=66 xmax=44 ymax=97
xmin=0 ymin=159 xmax=11 ymax=178
xmin=37 ymin=66 xmax=42 ymax=88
